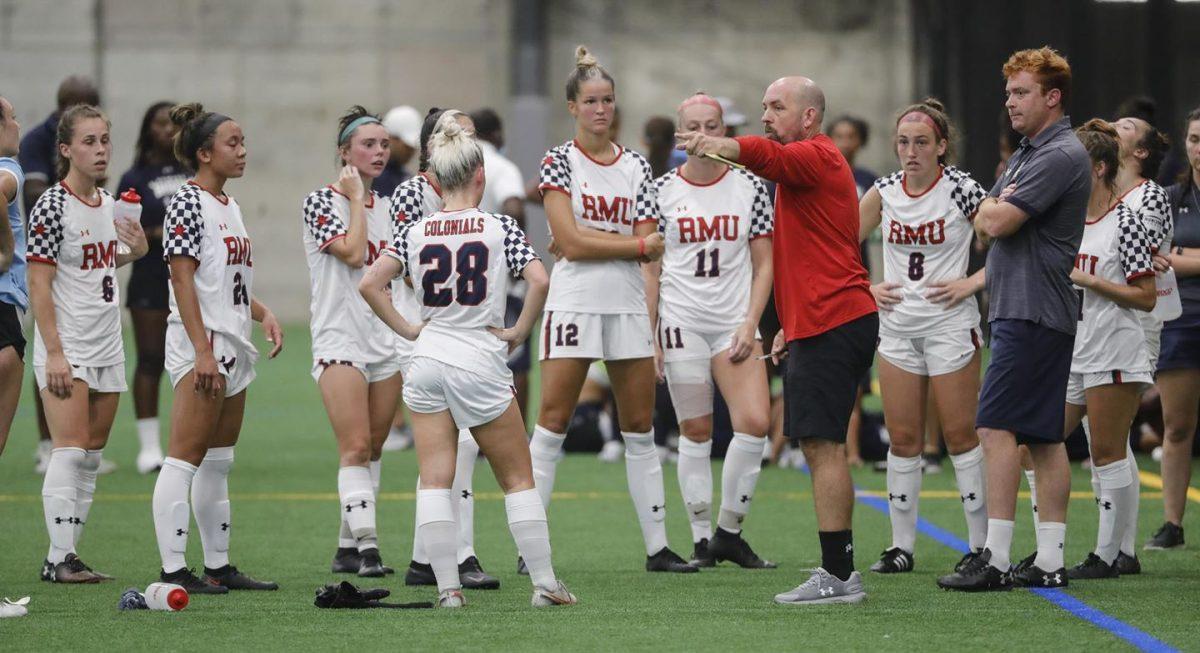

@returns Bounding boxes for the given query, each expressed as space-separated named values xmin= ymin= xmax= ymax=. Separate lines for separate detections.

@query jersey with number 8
xmin=27 ymin=183 xmax=124 ymax=367
xmin=387 ymin=208 xmax=538 ymax=379
xmin=162 ymin=181 xmax=255 ymax=351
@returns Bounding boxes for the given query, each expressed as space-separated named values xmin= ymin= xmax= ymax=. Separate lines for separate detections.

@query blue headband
xmin=339 ymin=116 xmax=381 ymax=145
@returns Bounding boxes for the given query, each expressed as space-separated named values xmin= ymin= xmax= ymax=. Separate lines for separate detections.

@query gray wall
xmin=1 ymin=0 xmax=909 ymax=321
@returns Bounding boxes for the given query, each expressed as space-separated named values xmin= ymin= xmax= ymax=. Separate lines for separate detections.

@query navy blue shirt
xmin=373 ymin=160 xmax=411 ymax=198
xmin=986 ymin=116 xmax=1090 ymax=335
xmin=17 ymin=113 xmax=58 ymax=216
xmin=116 ymin=163 xmax=187 ymax=279
xmin=1166 ymin=182 xmax=1200 ymax=328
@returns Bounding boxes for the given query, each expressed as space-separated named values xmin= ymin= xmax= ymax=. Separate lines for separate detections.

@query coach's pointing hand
xmin=675 ymin=131 xmax=740 ymax=161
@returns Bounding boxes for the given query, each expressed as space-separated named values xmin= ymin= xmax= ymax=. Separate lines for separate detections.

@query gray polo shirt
xmin=985 ymin=116 xmax=1090 ymax=335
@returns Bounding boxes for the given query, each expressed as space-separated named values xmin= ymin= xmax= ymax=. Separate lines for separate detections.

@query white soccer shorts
xmin=539 ymin=310 xmax=653 ymax=361
xmin=876 ymin=327 xmax=981 ymax=377
xmin=35 ymin=361 xmax=127 ymax=393
xmin=1066 ymin=370 xmax=1154 ymax=406
xmin=166 ymin=324 xmax=258 ymax=397
xmin=402 ymin=356 xmax=514 ymax=429
xmin=310 ymin=357 xmax=404 ymax=384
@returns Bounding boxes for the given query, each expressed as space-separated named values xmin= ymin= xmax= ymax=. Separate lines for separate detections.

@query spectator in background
xmin=374 ymin=105 xmax=420 ymax=197
xmin=642 ymin=116 xmax=677 ymax=178
xmin=828 ymin=115 xmax=877 ymax=199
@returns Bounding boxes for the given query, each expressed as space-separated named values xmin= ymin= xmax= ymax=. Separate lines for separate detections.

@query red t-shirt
xmin=735 ymin=134 xmax=875 ymax=340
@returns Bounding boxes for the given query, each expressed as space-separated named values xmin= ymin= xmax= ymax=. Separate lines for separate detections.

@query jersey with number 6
xmin=874 ymin=166 xmax=986 ymax=338
xmin=303 ymin=186 xmax=395 ymax=363
xmin=654 ymin=166 xmax=773 ymax=333
xmin=387 ymin=208 xmax=538 ymax=379
xmin=27 ymin=182 xmax=124 ymax=367
xmin=163 ymin=181 xmax=254 ymax=350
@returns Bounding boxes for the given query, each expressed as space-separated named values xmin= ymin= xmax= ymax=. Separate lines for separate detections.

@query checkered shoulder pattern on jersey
xmin=1116 ymin=202 xmax=1154 ymax=281
xmin=302 ymin=187 xmax=347 ymax=250
xmin=26 ymin=184 xmax=69 ymax=264
xmin=1133 ymin=179 xmax=1172 ymax=250
xmin=945 ymin=166 xmax=988 ymax=220
xmin=499 ymin=212 xmax=540 ymax=276
xmin=388 ymin=173 xmax=442 ymax=233
xmin=162 ymin=181 xmax=204 ymax=260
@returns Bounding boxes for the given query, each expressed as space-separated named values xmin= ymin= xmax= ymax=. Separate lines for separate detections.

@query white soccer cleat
xmin=436 ymin=588 xmax=466 ymax=608
xmin=137 ymin=448 xmax=165 ymax=475
xmin=34 ymin=440 xmax=51 ymax=474
xmin=531 ymin=581 xmax=577 ymax=607
xmin=383 ymin=427 xmax=413 ymax=451
xmin=97 ymin=457 xmax=118 ymax=475
xmin=597 ymin=440 xmax=624 ymax=463
xmin=0 ymin=597 xmax=29 ymax=618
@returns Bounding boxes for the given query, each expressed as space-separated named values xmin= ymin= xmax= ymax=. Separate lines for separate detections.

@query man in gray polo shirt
xmin=939 ymin=46 xmax=1090 ymax=592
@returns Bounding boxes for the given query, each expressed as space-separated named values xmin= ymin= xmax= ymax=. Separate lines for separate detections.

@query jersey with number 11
xmin=163 ymin=181 xmax=255 ymax=351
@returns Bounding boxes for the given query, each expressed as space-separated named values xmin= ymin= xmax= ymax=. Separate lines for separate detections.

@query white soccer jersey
xmin=388 ymin=173 xmax=442 ymax=323
xmin=27 ymin=183 xmax=124 ymax=367
xmin=538 ymin=139 xmax=656 ymax=314
xmin=163 ymin=181 xmax=254 ymax=350
xmin=303 ymin=186 xmax=395 ymax=364
xmin=1072 ymin=202 xmax=1155 ymax=373
xmin=874 ymin=166 xmax=986 ymax=338
xmin=654 ymin=166 xmax=773 ymax=333
xmin=387 ymin=207 xmax=538 ymax=379
xmin=1119 ymin=179 xmax=1175 ymax=334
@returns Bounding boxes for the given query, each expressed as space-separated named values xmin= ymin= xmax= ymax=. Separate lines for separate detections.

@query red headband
xmin=899 ymin=111 xmax=944 ymax=140
xmin=677 ymin=94 xmax=724 ymax=117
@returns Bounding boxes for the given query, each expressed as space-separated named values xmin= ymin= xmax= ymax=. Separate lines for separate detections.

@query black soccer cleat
xmin=1144 ymin=522 xmax=1184 ymax=550
xmin=869 ymin=547 xmax=914 ymax=574
xmin=937 ymin=548 xmax=1012 ymax=592
xmin=1115 ymin=551 xmax=1141 ymax=575
xmin=690 ymin=539 xmax=716 ymax=568
xmin=707 ymin=529 xmax=777 ymax=569
xmin=1011 ymin=551 xmax=1037 ymax=576
xmin=458 ymin=556 xmax=500 ymax=590
xmin=1067 ymin=552 xmax=1119 ymax=580
xmin=645 ymin=547 xmax=700 ymax=573
xmin=161 ymin=567 xmax=229 ymax=595
xmin=203 ymin=564 xmax=279 ymax=590
xmin=331 ymin=547 xmax=361 ymax=574
xmin=358 ymin=548 xmax=387 ymax=578
xmin=1012 ymin=563 xmax=1068 ymax=588
xmin=404 ymin=560 xmax=437 ymax=586
xmin=516 ymin=556 xmax=529 ymax=576
xmin=954 ymin=548 xmax=982 ymax=573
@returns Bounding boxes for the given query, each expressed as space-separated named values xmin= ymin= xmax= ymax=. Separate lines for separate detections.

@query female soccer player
xmin=0 ymin=95 xmax=26 ymax=460
xmin=1149 ymin=107 xmax=1200 ymax=550
xmin=360 ymin=119 xmax=575 ymax=608
xmin=118 ymin=101 xmax=188 ymax=474
xmin=647 ymin=93 xmax=775 ymax=569
xmin=150 ymin=103 xmax=283 ymax=594
xmin=857 ymin=99 xmax=989 ymax=574
xmin=527 ymin=46 xmax=683 ymax=573
xmin=28 ymin=104 xmax=149 ymax=582
xmin=1065 ymin=120 xmax=1156 ymax=580
xmin=304 ymin=106 xmax=403 ymax=578
xmin=390 ymin=109 xmax=501 ymax=590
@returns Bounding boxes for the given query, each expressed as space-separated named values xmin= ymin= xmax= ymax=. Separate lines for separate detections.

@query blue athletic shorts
xmin=976 ymin=318 xmax=1075 ymax=445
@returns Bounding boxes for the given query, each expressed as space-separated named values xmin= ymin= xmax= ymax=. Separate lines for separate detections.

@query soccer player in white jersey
xmin=647 ymin=93 xmax=776 ymax=569
xmin=360 ymin=119 xmax=576 ymax=609
xmin=151 ymin=103 xmax=283 ymax=594
xmin=528 ymin=46 xmax=687 ymax=573
xmin=858 ymin=99 xmax=990 ymax=575
xmin=390 ymin=109 xmax=501 ymax=590
xmin=303 ymin=106 xmax=403 ymax=578
xmin=1065 ymin=120 xmax=1156 ymax=580
xmin=28 ymin=105 xmax=149 ymax=583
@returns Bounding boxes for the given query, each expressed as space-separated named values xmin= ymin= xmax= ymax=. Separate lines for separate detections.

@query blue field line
xmin=853 ymin=491 xmax=1178 ymax=652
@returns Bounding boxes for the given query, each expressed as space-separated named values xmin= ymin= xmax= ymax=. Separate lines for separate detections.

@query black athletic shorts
xmin=126 ymin=255 xmax=169 ymax=310
xmin=783 ymin=312 xmax=878 ymax=443
xmin=0 ymin=301 xmax=26 ymax=361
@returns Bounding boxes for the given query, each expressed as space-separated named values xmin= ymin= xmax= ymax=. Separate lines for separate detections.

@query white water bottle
xmin=113 ymin=188 xmax=142 ymax=256
xmin=143 ymin=582 xmax=189 ymax=611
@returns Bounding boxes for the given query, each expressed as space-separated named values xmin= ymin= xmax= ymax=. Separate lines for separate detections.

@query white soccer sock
xmin=136 ymin=417 xmax=161 ymax=454
xmin=1024 ymin=469 xmax=1040 ymax=528
xmin=1083 ymin=417 xmax=1103 ymax=516
xmin=370 ymin=459 xmax=382 ymax=496
xmin=984 ymin=518 xmax=1014 ymax=572
xmin=623 ymin=431 xmax=669 ymax=556
xmin=153 ymin=457 xmax=197 ymax=574
xmin=505 ymin=488 xmax=556 ymax=589
xmin=1120 ymin=441 xmax=1140 ymax=556
xmin=416 ymin=488 xmax=459 ymax=593
xmin=529 ymin=426 xmax=566 ymax=508
xmin=886 ymin=451 xmax=923 ymax=553
xmin=339 ymin=458 xmax=382 ymax=550
xmin=338 ymin=465 xmax=378 ymax=552
xmin=718 ymin=433 xmax=766 ymax=534
xmin=676 ymin=437 xmax=713 ymax=543
xmin=43 ymin=447 xmax=85 ymax=564
xmin=74 ymin=449 xmax=102 ymax=548
xmin=1034 ymin=521 xmax=1066 ymax=571
xmin=949 ymin=446 xmax=987 ymax=551
xmin=1094 ymin=457 xmax=1132 ymax=565
xmin=410 ymin=476 xmax=428 ymax=564
xmin=191 ymin=446 xmax=234 ymax=570
xmin=454 ymin=430 xmax=479 ymax=564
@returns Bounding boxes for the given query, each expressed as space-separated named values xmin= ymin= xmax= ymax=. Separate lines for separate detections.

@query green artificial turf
xmin=0 ymin=325 xmax=1197 ymax=652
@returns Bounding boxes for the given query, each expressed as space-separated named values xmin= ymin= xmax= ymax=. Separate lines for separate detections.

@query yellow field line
xmin=0 ymin=489 xmax=1164 ymax=503
xmin=1138 ymin=469 xmax=1200 ymax=504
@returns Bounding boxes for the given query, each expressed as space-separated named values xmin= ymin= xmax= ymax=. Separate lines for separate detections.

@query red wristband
xmin=638 ymin=237 xmax=646 ymax=258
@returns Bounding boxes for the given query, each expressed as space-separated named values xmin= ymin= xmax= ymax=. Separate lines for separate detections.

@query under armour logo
xmin=220 ymin=522 xmax=230 ymax=531
xmin=176 ymin=528 xmax=187 ymax=537
xmin=1101 ymin=500 xmax=1113 ymax=511
xmin=650 ymin=505 xmax=664 ymax=513
xmin=219 ymin=356 xmax=236 ymax=372
xmin=461 ymin=489 xmax=473 ymax=500
xmin=53 ymin=516 xmax=81 ymax=525
xmin=1033 ymin=505 xmax=1039 ymax=513
xmin=819 ymin=587 xmax=834 ymax=596
xmin=845 ymin=543 xmax=854 ymax=553
xmin=740 ymin=495 xmax=751 ymax=504
xmin=889 ymin=493 xmax=908 ymax=502
xmin=961 ymin=492 xmax=977 ymax=503
xmin=345 ymin=500 xmax=369 ymax=512
xmin=1048 ymin=573 xmax=1062 ymax=585
xmin=219 ymin=223 xmax=228 ymax=230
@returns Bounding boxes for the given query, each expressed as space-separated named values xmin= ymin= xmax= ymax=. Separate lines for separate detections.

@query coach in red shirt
xmin=678 ymin=76 xmax=878 ymax=605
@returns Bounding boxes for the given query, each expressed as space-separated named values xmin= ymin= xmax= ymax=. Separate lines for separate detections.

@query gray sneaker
xmin=773 ymin=568 xmax=866 ymax=605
